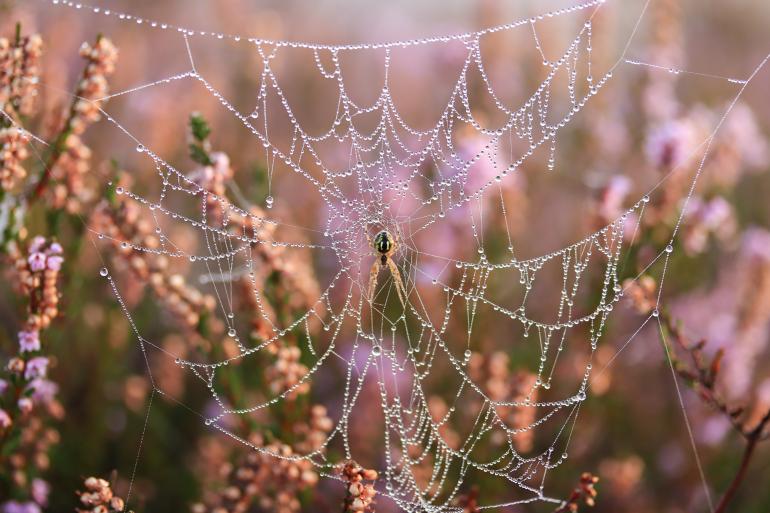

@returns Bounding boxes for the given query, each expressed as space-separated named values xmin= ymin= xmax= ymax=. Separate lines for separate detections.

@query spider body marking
xmin=367 ymin=230 xmax=406 ymax=305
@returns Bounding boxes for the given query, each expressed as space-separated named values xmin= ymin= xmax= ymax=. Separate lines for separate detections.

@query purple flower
xmin=27 ymin=252 xmax=46 ymax=272
xmin=0 ymin=379 xmax=8 ymax=394
xmin=46 ymin=255 xmax=64 ymax=271
xmin=27 ymin=379 xmax=58 ymax=404
xmin=0 ymin=409 xmax=11 ymax=429
xmin=31 ymin=479 xmax=50 ymax=506
xmin=28 ymin=236 xmax=46 ymax=253
xmin=1 ymin=501 xmax=42 ymax=513
xmin=18 ymin=330 xmax=40 ymax=353
xmin=24 ymin=357 xmax=48 ymax=380
xmin=48 ymin=242 xmax=63 ymax=254
xmin=17 ymin=397 xmax=32 ymax=414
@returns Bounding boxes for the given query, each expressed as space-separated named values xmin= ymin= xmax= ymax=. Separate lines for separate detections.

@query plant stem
xmin=713 ymin=431 xmax=759 ymax=513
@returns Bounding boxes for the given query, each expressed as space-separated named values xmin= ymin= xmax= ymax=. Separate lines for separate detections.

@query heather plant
xmin=0 ymin=2 xmax=768 ymax=513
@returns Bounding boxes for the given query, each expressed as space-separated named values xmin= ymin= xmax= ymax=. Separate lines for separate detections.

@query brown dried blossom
xmin=91 ymin=182 xmax=217 ymax=329
xmin=0 ymin=30 xmax=43 ymax=118
xmin=192 ymin=433 xmax=326 ymax=513
xmin=622 ymin=276 xmax=656 ymax=315
xmin=76 ymin=476 xmax=130 ymax=513
xmin=0 ymin=126 xmax=30 ymax=191
xmin=453 ymin=487 xmax=480 ymax=513
xmin=553 ymin=472 xmax=599 ymax=512
xmin=468 ymin=351 xmax=538 ymax=452
xmin=35 ymin=35 xmax=117 ymax=205
xmin=342 ymin=462 xmax=378 ymax=513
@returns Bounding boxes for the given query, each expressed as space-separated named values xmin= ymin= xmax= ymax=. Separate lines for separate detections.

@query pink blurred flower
xmin=1 ymin=501 xmax=41 ymax=513
xmin=0 ymin=409 xmax=11 ymax=429
xmin=27 ymin=379 xmax=58 ymax=404
xmin=682 ymin=196 xmax=736 ymax=255
xmin=17 ymin=397 xmax=33 ymax=414
xmin=46 ymin=255 xmax=64 ymax=271
xmin=27 ymin=252 xmax=46 ymax=272
xmin=596 ymin=175 xmax=631 ymax=223
xmin=645 ymin=118 xmax=696 ymax=169
xmin=18 ymin=329 xmax=40 ymax=353
xmin=28 ymin=236 xmax=46 ymax=253
xmin=31 ymin=479 xmax=50 ymax=507
xmin=24 ymin=356 xmax=48 ymax=380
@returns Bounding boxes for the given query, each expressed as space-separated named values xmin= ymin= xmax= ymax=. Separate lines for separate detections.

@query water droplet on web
xmin=99 ymin=267 xmax=109 ymax=277
xmin=265 ymin=196 xmax=274 ymax=208
xmin=372 ymin=345 xmax=382 ymax=356
xmin=228 ymin=328 xmax=236 ymax=337
xmin=136 ymin=144 xmax=145 ymax=153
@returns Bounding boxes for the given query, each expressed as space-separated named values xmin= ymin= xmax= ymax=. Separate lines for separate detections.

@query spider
xmin=367 ymin=229 xmax=407 ymax=305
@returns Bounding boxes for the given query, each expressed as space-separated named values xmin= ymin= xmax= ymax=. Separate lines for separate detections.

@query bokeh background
xmin=1 ymin=0 xmax=769 ymax=512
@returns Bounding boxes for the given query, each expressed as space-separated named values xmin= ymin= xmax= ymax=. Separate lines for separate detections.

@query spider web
xmin=17 ymin=0 xmax=770 ymax=511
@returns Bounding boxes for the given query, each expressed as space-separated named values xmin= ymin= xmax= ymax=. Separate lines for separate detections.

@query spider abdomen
xmin=374 ymin=231 xmax=393 ymax=254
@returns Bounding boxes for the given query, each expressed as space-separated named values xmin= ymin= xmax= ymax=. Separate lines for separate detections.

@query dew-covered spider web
xmin=16 ymin=0 xmax=770 ymax=511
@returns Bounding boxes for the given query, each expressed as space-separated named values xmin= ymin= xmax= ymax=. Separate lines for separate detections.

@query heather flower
xmin=27 ymin=252 xmax=46 ymax=271
xmin=45 ymin=255 xmax=63 ymax=271
xmin=594 ymin=175 xmax=631 ymax=226
xmin=342 ymin=462 xmax=378 ymax=513
xmin=18 ymin=330 xmax=40 ymax=353
xmin=27 ymin=379 xmax=58 ymax=404
xmin=28 ymin=236 xmax=45 ymax=253
xmin=30 ymin=478 xmax=50 ymax=507
xmin=0 ymin=127 xmax=30 ymax=191
xmin=0 ymin=32 xmax=43 ymax=117
xmin=24 ymin=356 xmax=48 ymax=380
xmin=17 ymin=397 xmax=33 ymax=414
xmin=0 ymin=408 xmax=11 ymax=429
xmin=622 ymin=276 xmax=656 ymax=315
xmin=644 ymin=118 xmax=696 ymax=169
xmin=1 ymin=501 xmax=41 ymax=513
xmin=76 ymin=476 xmax=127 ymax=513
xmin=681 ymin=196 xmax=736 ymax=255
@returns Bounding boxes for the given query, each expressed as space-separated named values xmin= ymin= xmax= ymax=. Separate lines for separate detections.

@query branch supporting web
xmin=15 ymin=0 xmax=770 ymax=511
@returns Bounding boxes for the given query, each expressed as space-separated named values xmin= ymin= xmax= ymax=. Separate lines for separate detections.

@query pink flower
xmin=596 ymin=175 xmax=631 ymax=223
xmin=1 ymin=501 xmax=42 ymax=513
xmin=27 ymin=252 xmax=46 ymax=271
xmin=18 ymin=330 xmax=40 ymax=353
xmin=0 ymin=409 xmax=11 ymax=429
xmin=28 ymin=236 xmax=46 ymax=253
xmin=645 ymin=119 xmax=696 ymax=169
xmin=46 ymin=255 xmax=64 ymax=271
xmin=27 ymin=379 xmax=58 ymax=404
xmin=31 ymin=479 xmax=50 ymax=507
xmin=24 ymin=356 xmax=48 ymax=380
xmin=0 ymin=379 xmax=7 ymax=394
xmin=17 ymin=397 xmax=33 ymax=414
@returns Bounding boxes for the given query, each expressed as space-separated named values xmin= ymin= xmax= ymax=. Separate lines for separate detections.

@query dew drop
xmin=99 ymin=267 xmax=109 ymax=277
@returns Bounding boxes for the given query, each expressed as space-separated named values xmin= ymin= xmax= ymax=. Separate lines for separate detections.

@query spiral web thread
xmin=14 ymin=0 xmax=770 ymax=511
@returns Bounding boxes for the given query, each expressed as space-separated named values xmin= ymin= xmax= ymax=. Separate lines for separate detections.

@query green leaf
xmin=189 ymin=112 xmax=211 ymax=142
xmin=189 ymin=143 xmax=213 ymax=166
